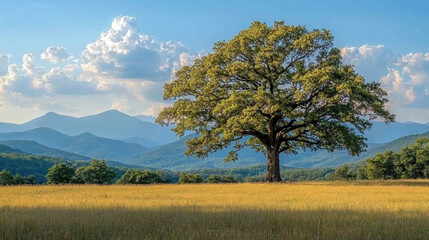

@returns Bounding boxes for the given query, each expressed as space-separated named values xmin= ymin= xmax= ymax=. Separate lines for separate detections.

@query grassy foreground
xmin=1 ymin=181 xmax=429 ymax=240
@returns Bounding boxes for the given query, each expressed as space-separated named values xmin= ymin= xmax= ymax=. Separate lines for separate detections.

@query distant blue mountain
xmin=1 ymin=111 xmax=427 ymax=147
xmin=134 ymin=115 xmax=157 ymax=123
xmin=364 ymin=121 xmax=429 ymax=143
xmin=0 ymin=128 xmax=147 ymax=161
xmin=0 ymin=110 xmax=178 ymax=147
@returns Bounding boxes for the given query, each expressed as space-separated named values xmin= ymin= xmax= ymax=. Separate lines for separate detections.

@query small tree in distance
xmin=206 ymin=175 xmax=237 ymax=183
xmin=157 ymin=21 xmax=394 ymax=182
xmin=333 ymin=165 xmax=355 ymax=181
xmin=117 ymin=169 xmax=168 ymax=184
xmin=0 ymin=169 xmax=13 ymax=185
xmin=73 ymin=159 xmax=116 ymax=184
xmin=179 ymin=173 xmax=203 ymax=184
xmin=46 ymin=163 xmax=75 ymax=184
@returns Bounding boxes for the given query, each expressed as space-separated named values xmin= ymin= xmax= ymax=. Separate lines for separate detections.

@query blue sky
xmin=0 ymin=0 xmax=429 ymax=123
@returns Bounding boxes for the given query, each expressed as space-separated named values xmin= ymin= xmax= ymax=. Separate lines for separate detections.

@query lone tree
xmin=157 ymin=21 xmax=394 ymax=182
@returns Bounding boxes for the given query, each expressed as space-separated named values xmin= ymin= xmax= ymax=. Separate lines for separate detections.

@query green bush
xmin=117 ymin=169 xmax=168 ymax=184
xmin=0 ymin=169 xmax=37 ymax=185
xmin=73 ymin=160 xmax=116 ymax=184
xmin=46 ymin=163 xmax=75 ymax=184
xmin=179 ymin=173 xmax=203 ymax=184
xmin=0 ymin=169 xmax=13 ymax=185
xmin=333 ymin=165 xmax=356 ymax=181
xmin=205 ymin=175 xmax=237 ymax=183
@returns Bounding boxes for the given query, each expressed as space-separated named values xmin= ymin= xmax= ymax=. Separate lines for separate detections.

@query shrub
xmin=46 ymin=163 xmax=75 ymax=184
xmin=73 ymin=160 xmax=116 ymax=184
xmin=117 ymin=169 xmax=168 ymax=184
xmin=179 ymin=173 xmax=203 ymax=184
xmin=333 ymin=165 xmax=356 ymax=181
xmin=0 ymin=169 xmax=13 ymax=185
xmin=205 ymin=175 xmax=237 ymax=183
xmin=12 ymin=174 xmax=26 ymax=185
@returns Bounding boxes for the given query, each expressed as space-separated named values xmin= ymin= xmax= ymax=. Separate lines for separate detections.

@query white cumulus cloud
xmin=380 ymin=68 xmax=416 ymax=105
xmin=0 ymin=16 xmax=202 ymax=119
xmin=396 ymin=53 xmax=429 ymax=86
xmin=82 ymin=16 xmax=168 ymax=80
xmin=41 ymin=46 xmax=70 ymax=63
xmin=341 ymin=44 xmax=393 ymax=82
xmin=342 ymin=44 xmax=429 ymax=122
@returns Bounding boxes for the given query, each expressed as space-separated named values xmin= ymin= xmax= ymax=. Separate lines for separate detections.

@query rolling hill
xmin=0 ymin=140 xmax=90 ymax=161
xmin=0 ymin=151 xmax=138 ymax=183
xmin=0 ymin=144 xmax=24 ymax=154
xmin=0 ymin=152 xmax=68 ymax=183
xmin=0 ymin=128 xmax=147 ymax=161
xmin=126 ymin=131 xmax=429 ymax=170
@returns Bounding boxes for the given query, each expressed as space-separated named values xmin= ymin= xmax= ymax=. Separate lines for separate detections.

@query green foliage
xmin=73 ymin=160 xmax=116 ymax=184
xmin=333 ymin=165 xmax=356 ymax=181
xmin=363 ymin=137 xmax=429 ymax=180
xmin=157 ymin=21 xmax=393 ymax=181
xmin=415 ymin=138 xmax=429 ymax=178
xmin=117 ymin=169 xmax=168 ymax=184
xmin=0 ymin=169 xmax=36 ymax=185
xmin=205 ymin=175 xmax=237 ymax=183
xmin=0 ymin=169 xmax=13 ymax=185
xmin=12 ymin=174 xmax=25 ymax=185
xmin=46 ymin=163 xmax=75 ymax=184
xmin=357 ymin=166 xmax=368 ymax=180
xmin=179 ymin=173 xmax=203 ymax=184
xmin=0 ymin=153 xmax=68 ymax=183
xmin=282 ymin=168 xmax=335 ymax=181
xmin=366 ymin=151 xmax=398 ymax=180
xmin=242 ymin=167 xmax=335 ymax=182
xmin=24 ymin=175 xmax=36 ymax=184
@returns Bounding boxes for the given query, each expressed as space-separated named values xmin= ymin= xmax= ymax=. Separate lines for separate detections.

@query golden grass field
xmin=1 ymin=181 xmax=429 ymax=240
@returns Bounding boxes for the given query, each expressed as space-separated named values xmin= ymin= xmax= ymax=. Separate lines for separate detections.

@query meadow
xmin=1 ymin=181 xmax=429 ymax=240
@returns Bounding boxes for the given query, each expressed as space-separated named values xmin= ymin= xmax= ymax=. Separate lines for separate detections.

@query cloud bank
xmin=0 ymin=16 xmax=200 ymax=120
xmin=341 ymin=45 xmax=429 ymax=122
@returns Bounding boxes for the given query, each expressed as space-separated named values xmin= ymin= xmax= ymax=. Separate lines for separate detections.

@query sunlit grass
xmin=1 ymin=181 xmax=429 ymax=239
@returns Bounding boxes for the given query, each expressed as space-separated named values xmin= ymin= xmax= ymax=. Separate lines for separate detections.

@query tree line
xmin=333 ymin=137 xmax=429 ymax=180
xmin=0 ymin=169 xmax=36 ymax=185
xmin=44 ymin=160 xmax=238 ymax=185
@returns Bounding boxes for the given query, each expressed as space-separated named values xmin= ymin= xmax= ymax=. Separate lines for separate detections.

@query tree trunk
xmin=266 ymin=148 xmax=282 ymax=182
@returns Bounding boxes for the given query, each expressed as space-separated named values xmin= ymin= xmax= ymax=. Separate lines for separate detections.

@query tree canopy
xmin=364 ymin=137 xmax=429 ymax=180
xmin=73 ymin=160 xmax=116 ymax=184
xmin=157 ymin=21 xmax=394 ymax=182
xmin=46 ymin=162 xmax=75 ymax=184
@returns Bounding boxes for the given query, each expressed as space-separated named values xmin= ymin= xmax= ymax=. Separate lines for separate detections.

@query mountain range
xmin=0 ymin=110 xmax=429 ymax=170
xmin=0 ymin=110 xmax=178 ymax=147
xmin=0 ymin=128 xmax=146 ymax=161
